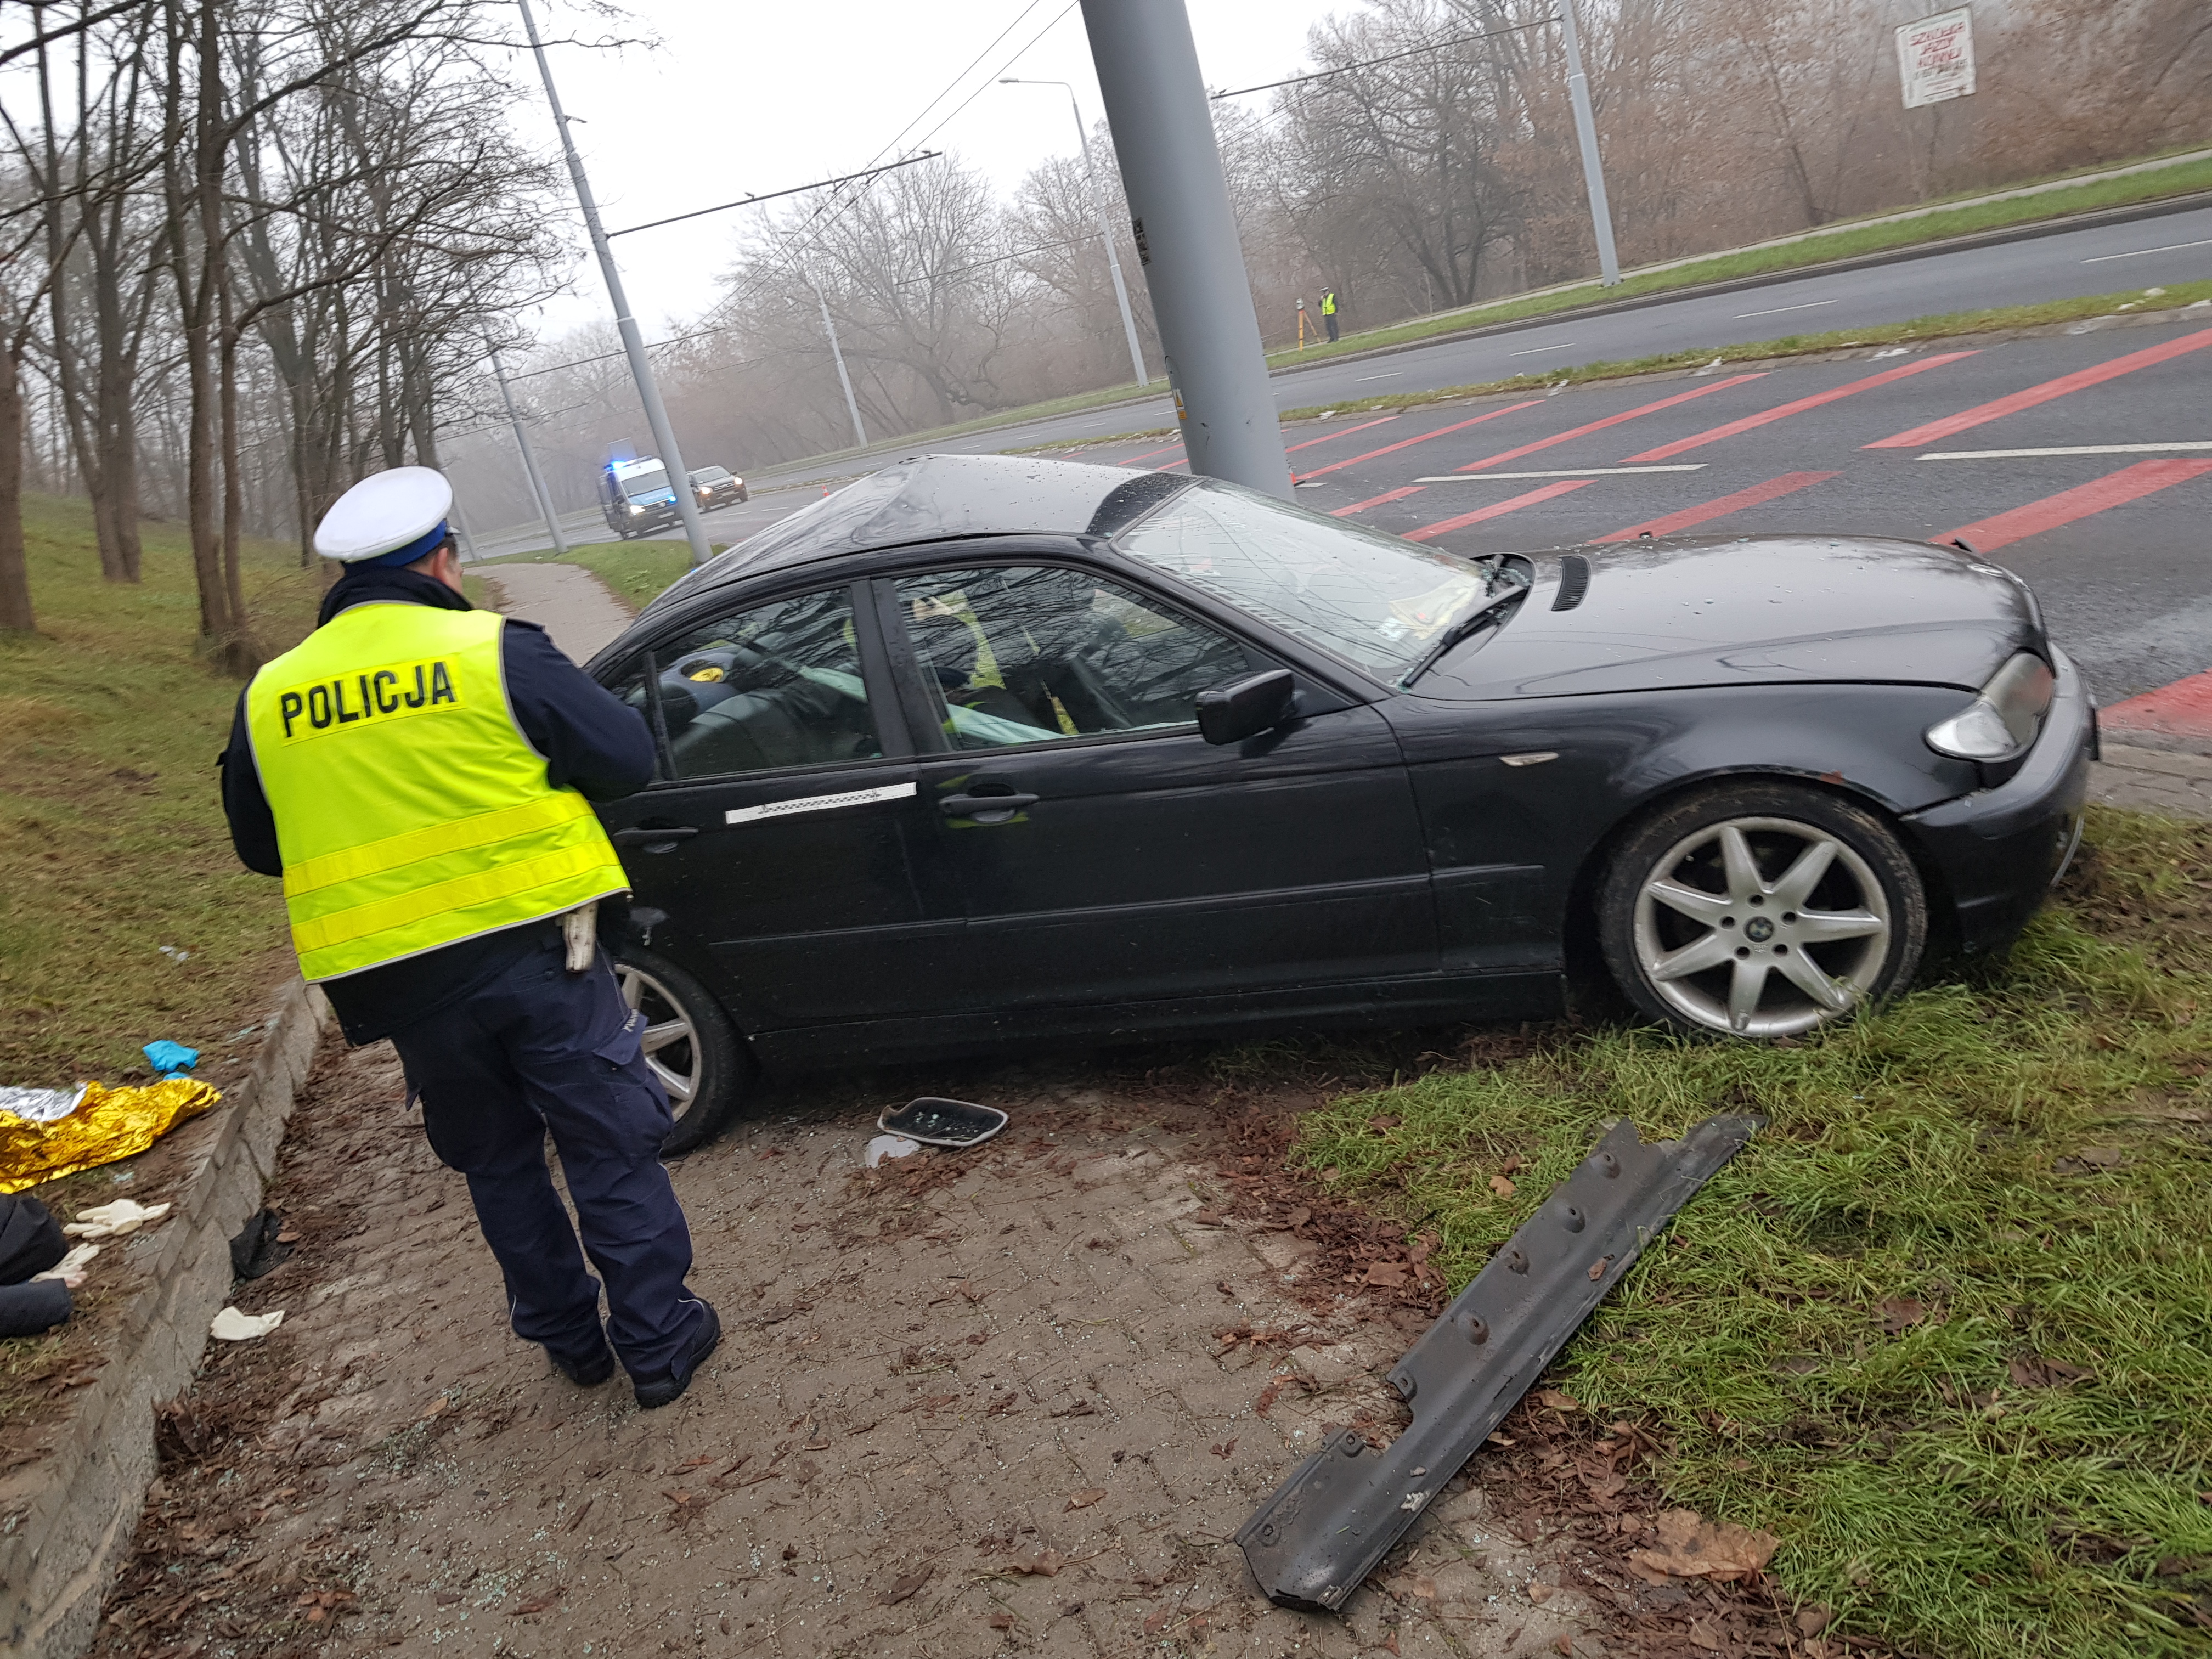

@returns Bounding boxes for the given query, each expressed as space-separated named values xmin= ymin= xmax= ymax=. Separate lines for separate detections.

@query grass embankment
xmin=1297 ymin=806 xmax=2212 ymax=1659
xmin=481 ymin=539 xmax=710 ymax=613
xmin=0 ymin=496 xmax=324 ymax=1087
xmin=751 ymin=150 xmax=2212 ymax=476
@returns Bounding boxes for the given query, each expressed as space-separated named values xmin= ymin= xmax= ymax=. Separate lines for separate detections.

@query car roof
xmin=642 ymin=453 xmax=1190 ymax=617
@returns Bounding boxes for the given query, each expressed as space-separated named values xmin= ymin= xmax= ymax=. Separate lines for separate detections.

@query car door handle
xmin=939 ymin=792 xmax=1039 ymax=820
xmin=611 ymin=826 xmax=699 ymax=850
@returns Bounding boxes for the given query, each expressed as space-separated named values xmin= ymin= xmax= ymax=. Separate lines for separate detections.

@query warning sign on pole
xmin=1896 ymin=8 xmax=1976 ymax=109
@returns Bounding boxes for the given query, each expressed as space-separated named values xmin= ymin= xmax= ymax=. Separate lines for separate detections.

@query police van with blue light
xmin=599 ymin=456 xmax=680 ymax=538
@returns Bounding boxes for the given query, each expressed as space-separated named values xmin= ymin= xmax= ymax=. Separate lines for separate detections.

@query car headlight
xmin=1923 ymin=652 xmax=2056 ymax=761
xmin=629 ymin=504 xmax=644 ymax=515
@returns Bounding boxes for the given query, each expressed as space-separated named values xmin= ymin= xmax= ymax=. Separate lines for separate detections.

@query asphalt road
xmin=492 ymin=319 xmax=2212 ymax=732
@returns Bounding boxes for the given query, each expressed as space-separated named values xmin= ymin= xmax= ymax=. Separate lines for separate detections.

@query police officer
xmin=1321 ymin=286 xmax=1340 ymax=344
xmin=219 ymin=466 xmax=720 ymax=1409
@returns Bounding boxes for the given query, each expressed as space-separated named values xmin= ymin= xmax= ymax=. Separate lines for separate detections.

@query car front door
xmin=596 ymin=582 xmax=966 ymax=1038
xmin=878 ymin=561 xmax=1437 ymax=1023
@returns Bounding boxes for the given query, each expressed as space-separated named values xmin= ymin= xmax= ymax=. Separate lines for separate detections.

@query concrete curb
xmin=0 ymin=978 xmax=330 ymax=1659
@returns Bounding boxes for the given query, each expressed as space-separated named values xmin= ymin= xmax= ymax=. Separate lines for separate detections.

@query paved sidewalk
xmin=91 ymin=1044 xmax=1622 ymax=1659
xmin=2090 ymin=744 xmax=2212 ymax=819
xmin=478 ymin=561 xmax=633 ymax=664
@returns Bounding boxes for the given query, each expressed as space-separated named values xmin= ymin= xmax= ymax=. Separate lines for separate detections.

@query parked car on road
xmin=690 ymin=465 xmax=749 ymax=511
xmin=584 ymin=454 xmax=2092 ymax=1151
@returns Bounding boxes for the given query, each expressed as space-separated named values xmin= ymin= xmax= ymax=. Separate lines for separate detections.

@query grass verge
xmin=0 ymin=495 xmax=324 ymax=1086
xmin=1292 ymin=806 xmax=2212 ymax=1659
xmin=1028 ymin=284 xmax=2212 ymax=452
xmin=749 ymin=150 xmax=2211 ymax=477
xmin=1265 ymin=153 xmax=2212 ymax=371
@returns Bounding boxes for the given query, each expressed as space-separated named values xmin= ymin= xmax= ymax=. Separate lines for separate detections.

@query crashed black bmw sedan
xmin=583 ymin=453 xmax=2094 ymax=1150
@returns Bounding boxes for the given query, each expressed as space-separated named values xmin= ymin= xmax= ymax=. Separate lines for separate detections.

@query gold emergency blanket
xmin=0 ymin=1079 xmax=221 ymax=1195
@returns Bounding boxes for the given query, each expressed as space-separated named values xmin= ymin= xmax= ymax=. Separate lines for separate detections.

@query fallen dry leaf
xmin=667 ymin=1454 xmax=715 ymax=1474
xmin=1627 ymin=1509 xmax=1779 ymax=1584
xmin=986 ymin=1612 xmax=1015 ymax=1630
xmin=1878 ymin=1296 xmax=1928 ymax=1334
xmin=1210 ymin=1439 xmax=1237 ymax=1458
xmin=1065 ymin=1488 xmax=1107 ymax=1511
xmin=506 ymin=1588 xmax=563 ymax=1617
xmin=1536 ymin=1389 xmax=1580 ymax=1413
xmin=1363 ymin=1260 xmax=1409 ymax=1289
xmin=1143 ymin=1606 xmax=1177 ymax=1635
xmin=1526 ymin=1581 xmax=1556 ymax=1605
xmin=1795 ymin=1606 xmax=1833 ymax=1636
xmin=1684 ymin=1617 xmax=1728 ymax=1651
xmin=1489 ymin=1173 xmax=1517 ymax=1198
xmin=879 ymin=1566 xmax=933 ymax=1606
xmin=1007 ymin=1550 xmax=1064 ymax=1577
xmin=1587 ymin=1255 xmax=1613 ymax=1282
xmin=1369 ymin=1115 xmax=1402 ymax=1132
xmin=1285 ymin=1206 xmax=1312 ymax=1229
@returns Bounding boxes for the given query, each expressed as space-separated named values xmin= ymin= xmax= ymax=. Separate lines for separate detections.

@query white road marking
xmin=1414 ymin=466 xmax=1707 ymax=480
xmin=1509 ymin=342 xmax=1574 ymax=356
xmin=1355 ymin=371 xmax=1406 ymax=382
xmin=1734 ymin=298 xmax=1839 ymax=319
xmin=725 ymin=781 xmax=916 ymax=826
xmin=2082 ymin=238 xmax=2212 ymax=263
xmin=1916 ymin=442 xmax=2212 ymax=460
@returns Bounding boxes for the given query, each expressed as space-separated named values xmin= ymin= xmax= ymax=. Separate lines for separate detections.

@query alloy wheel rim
xmin=616 ymin=964 xmax=702 ymax=1118
xmin=1631 ymin=816 xmax=1892 ymax=1038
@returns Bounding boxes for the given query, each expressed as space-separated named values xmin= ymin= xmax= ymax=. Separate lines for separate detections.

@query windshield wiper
xmin=1396 ymin=584 xmax=1529 ymax=688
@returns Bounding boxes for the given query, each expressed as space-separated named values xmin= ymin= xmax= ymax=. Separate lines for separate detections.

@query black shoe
xmin=549 ymin=1337 xmax=616 ymax=1387
xmin=633 ymin=1301 xmax=721 ymax=1409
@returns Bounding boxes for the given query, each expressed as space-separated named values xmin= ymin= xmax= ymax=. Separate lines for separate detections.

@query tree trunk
xmin=0 ymin=339 xmax=35 ymax=634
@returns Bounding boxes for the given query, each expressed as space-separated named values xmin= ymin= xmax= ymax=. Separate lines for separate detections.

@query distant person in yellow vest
xmin=1321 ymin=286 xmax=1340 ymax=343
xmin=219 ymin=466 xmax=719 ymax=1409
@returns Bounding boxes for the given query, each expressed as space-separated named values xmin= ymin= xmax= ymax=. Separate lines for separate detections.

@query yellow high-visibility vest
xmin=244 ymin=603 xmax=628 ymax=983
xmin=1321 ymin=291 xmax=1338 ymax=315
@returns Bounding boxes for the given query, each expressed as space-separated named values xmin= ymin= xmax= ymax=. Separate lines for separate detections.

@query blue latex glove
xmin=143 ymin=1041 xmax=199 ymax=1077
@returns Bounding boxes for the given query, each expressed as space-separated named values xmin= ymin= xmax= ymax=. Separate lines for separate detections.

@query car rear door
xmin=876 ymin=560 xmax=1437 ymax=1019
xmin=595 ymin=582 xmax=967 ymax=1036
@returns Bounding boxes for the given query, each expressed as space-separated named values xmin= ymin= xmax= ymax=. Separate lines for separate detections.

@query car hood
xmin=1413 ymin=534 xmax=2042 ymax=701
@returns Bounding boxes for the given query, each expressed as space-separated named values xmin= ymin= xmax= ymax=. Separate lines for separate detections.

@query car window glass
xmin=604 ymin=656 xmax=672 ymax=780
xmin=893 ymin=566 xmax=1253 ymax=751
xmin=1117 ymin=477 xmax=1522 ymax=678
xmin=651 ymin=589 xmax=882 ymax=778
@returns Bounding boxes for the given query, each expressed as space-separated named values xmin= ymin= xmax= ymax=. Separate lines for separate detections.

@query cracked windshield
xmin=1117 ymin=480 xmax=1527 ymax=678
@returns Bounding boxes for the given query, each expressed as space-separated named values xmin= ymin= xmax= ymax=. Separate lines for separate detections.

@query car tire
xmin=611 ymin=946 xmax=750 ymax=1154
xmin=1596 ymin=781 xmax=1927 ymax=1040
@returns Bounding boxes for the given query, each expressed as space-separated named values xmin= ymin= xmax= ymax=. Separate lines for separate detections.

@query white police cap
xmin=313 ymin=466 xmax=454 ymax=563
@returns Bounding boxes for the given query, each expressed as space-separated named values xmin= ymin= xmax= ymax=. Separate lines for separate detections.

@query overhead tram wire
xmin=1207 ymin=18 xmax=1559 ymax=101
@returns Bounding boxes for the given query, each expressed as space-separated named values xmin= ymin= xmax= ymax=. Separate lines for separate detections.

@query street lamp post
xmin=490 ymin=345 xmax=569 ymax=556
xmin=1555 ymin=0 xmax=1621 ymax=286
xmin=1079 ymin=0 xmax=1290 ymax=498
xmin=516 ymin=0 xmax=715 ymax=567
xmin=1000 ymin=77 xmax=1149 ymax=390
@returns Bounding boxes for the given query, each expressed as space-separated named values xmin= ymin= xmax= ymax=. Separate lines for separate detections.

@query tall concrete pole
xmin=490 ymin=346 xmax=568 ymax=556
xmin=1079 ymin=0 xmax=1289 ymax=498
xmin=517 ymin=0 xmax=715 ymax=566
xmin=1001 ymin=79 xmax=1148 ymax=388
xmin=810 ymin=277 xmax=869 ymax=449
xmin=1556 ymin=0 xmax=1622 ymax=287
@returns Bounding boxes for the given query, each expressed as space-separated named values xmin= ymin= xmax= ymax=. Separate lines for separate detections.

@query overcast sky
xmin=512 ymin=0 xmax=1346 ymax=345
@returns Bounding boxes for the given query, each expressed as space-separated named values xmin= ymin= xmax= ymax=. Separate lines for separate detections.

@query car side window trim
xmin=870 ymin=561 xmax=1273 ymax=759
xmin=630 ymin=580 xmax=912 ymax=789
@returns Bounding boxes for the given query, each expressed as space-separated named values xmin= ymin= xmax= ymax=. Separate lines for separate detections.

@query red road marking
xmin=1331 ymin=486 xmax=1427 ymax=518
xmin=1297 ymin=401 xmax=1543 ymax=481
xmin=1940 ymin=458 xmax=2212 ymax=552
xmin=2102 ymin=669 xmax=2212 ymax=747
xmin=1404 ymin=480 xmax=1593 ymax=541
xmin=1621 ymin=354 xmax=1976 ymax=462
xmin=1592 ymin=471 xmax=1839 ymax=543
xmin=1454 ymin=376 xmax=1766 ymax=472
xmin=1286 ymin=415 xmax=1399 ymax=455
xmin=1121 ymin=441 xmax=1185 ymax=466
xmin=1864 ymin=328 xmax=2212 ymax=449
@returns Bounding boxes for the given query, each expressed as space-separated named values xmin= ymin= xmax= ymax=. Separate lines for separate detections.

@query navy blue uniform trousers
xmin=386 ymin=933 xmax=708 ymax=1378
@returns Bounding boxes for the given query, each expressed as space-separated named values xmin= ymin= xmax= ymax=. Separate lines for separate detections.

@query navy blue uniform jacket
xmin=220 ymin=566 xmax=656 ymax=1044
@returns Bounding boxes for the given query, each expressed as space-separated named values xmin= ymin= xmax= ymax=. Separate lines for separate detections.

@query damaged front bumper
xmin=1235 ymin=1113 xmax=1760 ymax=1612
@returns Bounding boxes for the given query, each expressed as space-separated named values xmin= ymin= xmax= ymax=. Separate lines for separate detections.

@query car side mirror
xmin=1197 ymin=670 xmax=1296 ymax=746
